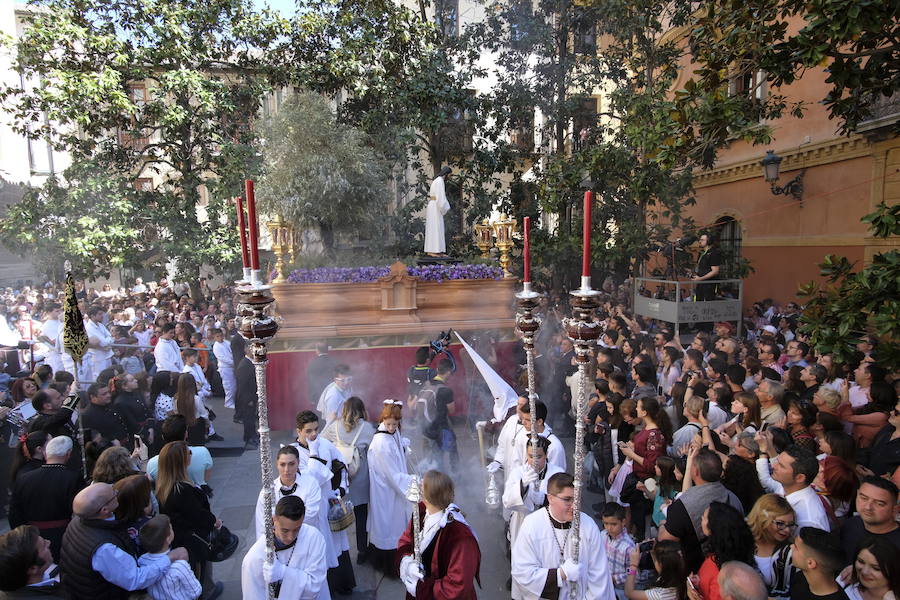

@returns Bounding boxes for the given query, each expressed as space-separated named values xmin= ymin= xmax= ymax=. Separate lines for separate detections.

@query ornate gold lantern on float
xmin=267 ymin=215 xmax=294 ymax=284
xmin=491 ymin=214 xmax=517 ymax=278
xmin=473 ymin=218 xmax=493 ymax=259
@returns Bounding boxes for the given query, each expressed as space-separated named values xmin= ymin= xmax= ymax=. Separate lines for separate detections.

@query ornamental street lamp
xmin=760 ymin=150 xmax=805 ymax=201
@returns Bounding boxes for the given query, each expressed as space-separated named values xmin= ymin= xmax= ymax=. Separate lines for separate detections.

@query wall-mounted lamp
xmin=760 ymin=150 xmax=805 ymax=201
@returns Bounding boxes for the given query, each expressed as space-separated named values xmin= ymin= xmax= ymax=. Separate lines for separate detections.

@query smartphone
xmin=134 ymin=435 xmax=148 ymax=462
xmin=702 ymin=400 xmax=710 ymax=415
xmin=687 ymin=577 xmax=696 ymax=591
xmin=761 ymin=422 xmax=770 ymax=431
xmin=657 ymin=385 xmax=663 ymax=397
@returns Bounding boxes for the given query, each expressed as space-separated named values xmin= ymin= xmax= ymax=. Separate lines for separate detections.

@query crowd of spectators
xmin=0 ymin=276 xmax=249 ymax=599
xmin=504 ymin=291 xmax=898 ymax=600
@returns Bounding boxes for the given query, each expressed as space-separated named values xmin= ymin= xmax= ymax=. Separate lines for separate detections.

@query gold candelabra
xmin=491 ymin=214 xmax=517 ymax=278
xmin=267 ymin=215 xmax=295 ymax=284
xmin=473 ymin=219 xmax=493 ymax=258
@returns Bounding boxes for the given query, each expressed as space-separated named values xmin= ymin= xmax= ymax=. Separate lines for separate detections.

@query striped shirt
xmin=137 ymin=554 xmax=202 ymax=600
xmin=600 ymin=529 xmax=636 ymax=587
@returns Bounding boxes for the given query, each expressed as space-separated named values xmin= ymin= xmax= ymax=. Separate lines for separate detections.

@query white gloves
xmin=486 ymin=461 xmax=501 ymax=474
xmin=307 ymin=438 xmax=320 ymax=457
xmin=400 ymin=556 xmax=424 ymax=597
xmin=263 ymin=559 xmax=286 ymax=584
xmin=560 ymin=559 xmax=580 ymax=582
xmin=521 ymin=465 xmax=539 ymax=486
xmin=401 ymin=437 xmax=412 ymax=450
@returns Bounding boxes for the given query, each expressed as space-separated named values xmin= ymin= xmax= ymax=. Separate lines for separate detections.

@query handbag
xmin=334 ymin=426 xmax=363 ymax=478
xmin=620 ymin=472 xmax=641 ymax=505
xmin=206 ymin=524 xmax=239 ymax=562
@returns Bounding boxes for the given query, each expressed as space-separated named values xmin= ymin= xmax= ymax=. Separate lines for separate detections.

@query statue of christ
xmin=424 ymin=166 xmax=452 ymax=256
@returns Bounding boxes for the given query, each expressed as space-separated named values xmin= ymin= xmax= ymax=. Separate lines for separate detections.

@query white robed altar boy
xmin=504 ymin=435 xmax=565 ymax=600
xmin=255 ymin=446 xmax=322 ymax=542
xmin=242 ymin=495 xmax=329 ymax=600
xmin=512 ymin=472 xmax=615 ymax=600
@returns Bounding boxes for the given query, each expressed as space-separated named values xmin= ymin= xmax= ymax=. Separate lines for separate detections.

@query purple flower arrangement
xmin=285 ymin=263 xmax=503 ymax=284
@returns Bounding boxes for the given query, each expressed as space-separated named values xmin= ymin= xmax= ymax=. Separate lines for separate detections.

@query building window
xmin=573 ymin=96 xmax=599 ymax=151
xmin=714 ymin=216 xmax=742 ymax=278
xmin=510 ymin=108 xmax=535 ymax=152
xmin=133 ymin=178 xmax=153 ymax=192
xmin=438 ymin=90 xmax=476 ymax=157
xmin=118 ymin=83 xmax=150 ymax=150
xmin=729 ymin=66 xmax=765 ymax=102
xmin=435 ymin=0 xmax=459 ymax=39
xmin=19 ymin=74 xmax=54 ymax=175
xmin=573 ymin=7 xmax=597 ymax=55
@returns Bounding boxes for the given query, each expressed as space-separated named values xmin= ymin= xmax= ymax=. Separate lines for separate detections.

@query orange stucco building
xmin=666 ymin=22 xmax=900 ymax=305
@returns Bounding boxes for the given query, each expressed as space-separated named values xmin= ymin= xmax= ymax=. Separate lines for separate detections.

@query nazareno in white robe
xmin=241 ymin=523 xmax=330 ymax=600
xmin=424 ymin=175 xmax=451 ymax=253
xmin=255 ymin=475 xmax=322 ymax=545
xmin=511 ymin=508 xmax=616 ymax=600
xmin=366 ymin=425 xmax=415 ymax=550
xmin=291 ymin=438 xmax=348 ymax=568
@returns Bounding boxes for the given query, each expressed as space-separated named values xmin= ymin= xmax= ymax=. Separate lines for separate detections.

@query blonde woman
xmin=747 ymin=493 xmax=796 ymax=599
xmin=322 ymin=396 xmax=375 ymax=564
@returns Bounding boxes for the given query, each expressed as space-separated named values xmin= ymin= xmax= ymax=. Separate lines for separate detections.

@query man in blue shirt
xmin=60 ymin=482 xmax=188 ymax=598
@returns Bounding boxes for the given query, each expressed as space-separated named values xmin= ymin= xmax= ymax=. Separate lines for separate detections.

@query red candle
xmin=244 ymin=179 xmax=260 ymax=271
xmin=582 ymin=190 xmax=593 ymax=277
xmin=235 ymin=196 xmax=250 ymax=269
xmin=523 ymin=216 xmax=531 ymax=283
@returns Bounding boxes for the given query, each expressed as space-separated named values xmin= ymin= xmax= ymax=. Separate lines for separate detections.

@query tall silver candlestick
xmin=406 ymin=475 xmax=424 ymax=569
xmin=237 ymin=283 xmax=280 ymax=600
xmin=562 ymin=279 xmax=601 ymax=597
xmin=515 ymin=281 xmax=543 ymax=445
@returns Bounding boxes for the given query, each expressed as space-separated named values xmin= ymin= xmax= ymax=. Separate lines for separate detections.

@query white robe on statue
xmin=241 ymin=524 xmax=329 ymax=600
xmin=366 ymin=426 xmax=414 ymax=550
xmin=291 ymin=438 xmax=346 ymax=568
xmin=255 ymin=475 xmax=323 ymax=543
xmin=424 ymin=175 xmax=450 ymax=254
xmin=512 ymin=509 xmax=615 ymax=600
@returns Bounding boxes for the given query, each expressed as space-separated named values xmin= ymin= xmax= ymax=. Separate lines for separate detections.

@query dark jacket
xmin=60 ymin=516 xmax=136 ymax=600
xmin=234 ymin=357 xmax=257 ymax=421
xmin=9 ymin=464 xmax=82 ymax=561
xmin=159 ymin=481 xmax=217 ymax=566
xmin=80 ymin=404 xmax=128 ymax=445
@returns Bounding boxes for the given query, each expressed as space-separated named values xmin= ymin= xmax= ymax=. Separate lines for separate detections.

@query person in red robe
xmin=396 ymin=470 xmax=481 ymax=600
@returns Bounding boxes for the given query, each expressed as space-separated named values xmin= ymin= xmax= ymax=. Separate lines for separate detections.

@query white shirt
xmin=85 ymin=319 xmax=114 ymax=359
xmin=785 ymin=485 xmax=831 ymax=531
xmin=213 ymin=340 xmax=234 ymax=370
xmin=154 ymin=338 xmax=183 ymax=373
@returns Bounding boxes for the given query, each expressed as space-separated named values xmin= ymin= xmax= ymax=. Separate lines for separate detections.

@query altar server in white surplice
xmin=503 ymin=435 xmax=565 ymax=600
xmin=255 ymin=446 xmax=322 ymax=543
xmin=242 ymin=495 xmax=329 ymax=600
xmin=513 ymin=400 xmax=566 ymax=472
xmin=424 ymin=166 xmax=452 ymax=255
xmin=366 ymin=400 xmax=414 ymax=575
xmin=290 ymin=411 xmax=345 ymax=570
xmin=512 ymin=472 xmax=615 ymax=600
